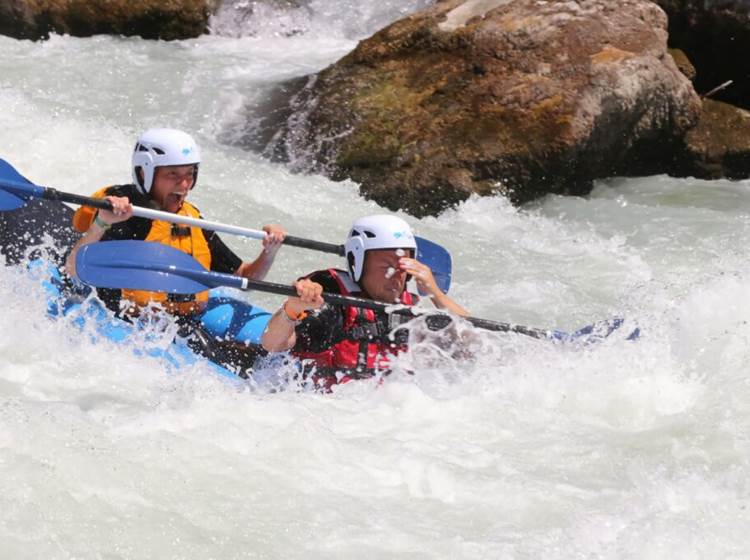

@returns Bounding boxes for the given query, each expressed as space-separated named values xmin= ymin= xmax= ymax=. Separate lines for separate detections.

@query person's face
xmin=359 ymin=249 xmax=409 ymax=303
xmin=150 ymin=164 xmax=196 ymax=213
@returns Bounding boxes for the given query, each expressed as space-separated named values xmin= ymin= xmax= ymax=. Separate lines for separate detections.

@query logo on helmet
xmin=182 ymin=148 xmax=192 ymax=156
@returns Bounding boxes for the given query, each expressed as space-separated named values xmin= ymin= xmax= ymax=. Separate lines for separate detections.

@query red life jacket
xmin=294 ymin=269 xmax=416 ymax=388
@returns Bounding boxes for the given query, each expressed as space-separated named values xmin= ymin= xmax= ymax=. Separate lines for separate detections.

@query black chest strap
xmin=347 ymin=309 xmax=409 ymax=345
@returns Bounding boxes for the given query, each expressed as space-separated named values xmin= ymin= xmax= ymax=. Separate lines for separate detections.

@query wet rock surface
xmin=249 ymin=0 xmax=701 ymax=216
xmin=0 ymin=0 xmax=220 ymax=41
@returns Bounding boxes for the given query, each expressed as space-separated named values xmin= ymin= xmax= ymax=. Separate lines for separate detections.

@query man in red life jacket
xmin=65 ymin=128 xmax=286 ymax=318
xmin=261 ymin=215 xmax=468 ymax=388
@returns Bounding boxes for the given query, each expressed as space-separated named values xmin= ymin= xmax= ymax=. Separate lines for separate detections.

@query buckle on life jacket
xmin=171 ymin=224 xmax=191 ymax=237
xmin=349 ymin=322 xmax=386 ymax=341
xmin=349 ymin=319 xmax=409 ymax=345
xmin=167 ymin=292 xmax=197 ymax=303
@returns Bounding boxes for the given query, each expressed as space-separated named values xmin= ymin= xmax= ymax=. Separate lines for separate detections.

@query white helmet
xmin=132 ymin=128 xmax=201 ymax=194
xmin=345 ymin=215 xmax=417 ymax=282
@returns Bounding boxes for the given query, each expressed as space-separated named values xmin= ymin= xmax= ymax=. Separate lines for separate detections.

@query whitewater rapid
xmin=2 ymin=2 xmax=750 ymax=557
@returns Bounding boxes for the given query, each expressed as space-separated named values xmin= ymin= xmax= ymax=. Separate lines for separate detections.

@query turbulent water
xmin=2 ymin=2 xmax=750 ymax=557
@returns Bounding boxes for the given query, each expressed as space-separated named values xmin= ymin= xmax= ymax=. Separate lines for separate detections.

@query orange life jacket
xmin=72 ymin=187 xmax=212 ymax=316
xmin=72 ymin=187 xmax=110 ymax=233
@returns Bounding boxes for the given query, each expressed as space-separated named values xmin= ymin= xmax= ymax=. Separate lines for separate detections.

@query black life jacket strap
xmin=347 ymin=309 xmax=409 ymax=344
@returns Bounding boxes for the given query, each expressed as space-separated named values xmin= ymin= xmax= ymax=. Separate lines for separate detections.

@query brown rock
xmin=679 ymin=99 xmax=750 ymax=179
xmin=669 ymin=48 xmax=696 ymax=81
xmin=255 ymin=0 xmax=701 ymax=216
xmin=0 ymin=0 xmax=220 ymax=41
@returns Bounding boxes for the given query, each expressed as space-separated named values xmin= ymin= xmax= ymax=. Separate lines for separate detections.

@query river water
xmin=1 ymin=1 xmax=749 ymax=558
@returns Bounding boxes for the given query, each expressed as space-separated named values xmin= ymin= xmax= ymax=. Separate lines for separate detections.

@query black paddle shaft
xmin=242 ymin=277 xmax=550 ymax=338
xmin=43 ymin=187 xmax=113 ymax=210
xmin=277 ymin=235 xmax=344 ymax=255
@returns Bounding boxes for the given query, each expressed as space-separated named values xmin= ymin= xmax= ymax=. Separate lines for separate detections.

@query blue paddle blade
xmin=77 ymin=241 xmax=244 ymax=294
xmin=415 ymin=235 xmax=452 ymax=293
xmin=0 ymin=159 xmax=46 ymax=210
xmin=0 ymin=159 xmax=30 ymax=184
xmin=0 ymin=184 xmax=24 ymax=210
xmin=0 ymin=159 xmax=32 ymax=210
xmin=546 ymin=318 xmax=640 ymax=344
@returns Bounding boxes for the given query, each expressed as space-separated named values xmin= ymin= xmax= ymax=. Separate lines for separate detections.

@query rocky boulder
xmin=0 ymin=0 xmax=220 ymax=41
xmin=669 ymin=48 xmax=696 ymax=82
xmin=678 ymin=99 xmax=750 ymax=179
xmin=250 ymin=0 xmax=701 ymax=216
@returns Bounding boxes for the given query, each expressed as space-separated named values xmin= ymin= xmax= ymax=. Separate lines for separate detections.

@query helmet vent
xmin=363 ymin=230 xmax=376 ymax=238
xmin=152 ymin=147 xmax=166 ymax=155
xmin=137 ymin=144 xmax=148 ymax=152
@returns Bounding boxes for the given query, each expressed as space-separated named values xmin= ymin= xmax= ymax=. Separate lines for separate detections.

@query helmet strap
xmin=347 ymin=252 xmax=358 ymax=281
xmin=191 ymin=163 xmax=199 ymax=190
xmin=135 ymin=168 xmax=144 ymax=187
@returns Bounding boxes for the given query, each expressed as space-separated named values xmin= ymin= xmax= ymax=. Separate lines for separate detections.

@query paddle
xmin=0 ymin=158 xmax=453 ymax=292
xmin=74 ymin=240 xmax=633 ymax=341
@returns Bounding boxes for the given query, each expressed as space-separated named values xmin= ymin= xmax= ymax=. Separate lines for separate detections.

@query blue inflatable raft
xmin=1 ymin=193 xmax=271 ymax=380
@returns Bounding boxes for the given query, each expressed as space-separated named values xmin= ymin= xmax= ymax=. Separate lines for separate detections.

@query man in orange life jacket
xmin=65 ymin=128 xmax=286 ymax=318
xmin=261 ymin=215 xmax=468 ymax=387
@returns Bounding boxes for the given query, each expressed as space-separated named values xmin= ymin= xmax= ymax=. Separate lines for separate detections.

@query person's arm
xmin=64 ymin=196 xmax=133 ymax=279
xmin=235 ymin=224 xmax=286 ymax=281
xmin=261 ymin=278 xmax=325 ymax=352
xmin=398 ymin=256 xmax=469 ymax=316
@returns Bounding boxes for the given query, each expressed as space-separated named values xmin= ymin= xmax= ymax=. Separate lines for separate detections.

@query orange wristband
xmin=283 ymin=301 xmax=308 ymax=323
